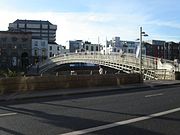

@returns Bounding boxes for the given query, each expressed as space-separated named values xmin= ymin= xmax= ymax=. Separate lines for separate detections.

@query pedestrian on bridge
xmin=99 ymin=66 xmax=103 ymax=75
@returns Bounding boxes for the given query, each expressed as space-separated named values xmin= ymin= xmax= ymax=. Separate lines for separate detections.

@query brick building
xmin=144 ymin=40 xmax=180 ymax=61
xmin=0 ymin=31 xmax=32 ymax=69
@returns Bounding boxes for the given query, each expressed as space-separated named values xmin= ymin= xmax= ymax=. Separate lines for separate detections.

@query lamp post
xmin=139 ymin=27 xmax=148 ymax=79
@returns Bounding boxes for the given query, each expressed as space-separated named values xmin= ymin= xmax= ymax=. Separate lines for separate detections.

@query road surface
xmin=0 ymin=85 xmax=180 ymax=135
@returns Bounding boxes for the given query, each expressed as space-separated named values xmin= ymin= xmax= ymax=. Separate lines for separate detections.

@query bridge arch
xmin=38 ymin=53 xmax=175 ymax=80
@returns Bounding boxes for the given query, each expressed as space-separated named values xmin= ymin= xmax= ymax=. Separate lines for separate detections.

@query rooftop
xmin=13 ymin=19 xmax=53 ymax=25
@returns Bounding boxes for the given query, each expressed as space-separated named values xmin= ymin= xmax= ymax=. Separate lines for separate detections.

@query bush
xmin=0 ymin=69 xmax=17 ymax=78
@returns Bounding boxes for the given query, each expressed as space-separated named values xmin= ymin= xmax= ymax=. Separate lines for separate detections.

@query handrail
xmin=38 ymin=52 xmax=175 ymax=80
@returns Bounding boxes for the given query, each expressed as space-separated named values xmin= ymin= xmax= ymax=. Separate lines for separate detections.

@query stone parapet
xmin=0 ymin=73 xmax=142 ymax=94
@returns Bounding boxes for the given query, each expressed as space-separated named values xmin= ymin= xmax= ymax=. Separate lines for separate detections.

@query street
xmin=0 ymin=86 xmax=180 ymax=135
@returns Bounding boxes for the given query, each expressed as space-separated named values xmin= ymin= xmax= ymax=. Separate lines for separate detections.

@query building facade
xmin=103 ymin=37 xmax=146 ymax=56
xmin=0 ymin=31 xmax=32 ymax=69
xmin=32 ymin=39 xmax=48 ymax=64
xmin=69 ymin=40 xmax=83 ymax=53
xmin=107 ymin=37 xmax=121 ymax=48
xmin=9 ymin=19 xmax=57 ymax=42
xmin=144 ymin=40 xmax=166 ymax=59
xmin=144 ymin=40 xmax=180 ymax=61
xmin=68 ymin=40 xmax=102 ymax=53
xmin=61 ymin=46 xmax=69 ymax=54
xmin=48 ymin=43 xmax=68 ymax=58
xmin=83 ymin=41 xmax=101 ymax=53
xmin=165 ymin=42 xmax=180 ymax=60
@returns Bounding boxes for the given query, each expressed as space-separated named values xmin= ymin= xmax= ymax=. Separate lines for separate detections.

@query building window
xmin=49 ymin=46 xmax=52 ymax=50
xmin=35 ymin=41 xmax=38 ymax=46
xmin=22 ymin=38 xmax=28 ymax=42
xmin=14 ymin=45 xmax=17 ymax=49
xmin=49 ymin=52 xmax=53 ymax=57
xmin=12 ymin=37 xmax=17 ymax=42
xmin=12 ymin=45 xmax=17 ymax=49
xmin=2 ymin=43 xmax=6 ymax=49
xmin=96 ymin=46 xmax=98 ymax=51
xmin=34 ymin=49 xmax=38 ymax=56
xmin=42 ymin=49 xmax=46 ymax=56
xmin=91 ymin=46 xmax=94 ymax=51
xmin=86 ymin=46 xmax=89 ymax=51
xmin=1 ymin=37 xmax=7 ymax=42
xmin=41 ymin=41 xmax=45 ymax=46
xmin=21 ymin=44 xmax=27 ymax=49
xmin=57 ymin=46 xmax=60 ymax=51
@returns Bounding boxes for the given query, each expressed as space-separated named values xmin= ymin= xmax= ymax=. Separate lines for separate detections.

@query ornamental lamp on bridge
xmin=138 ymin=27 xmax=148 ymax=79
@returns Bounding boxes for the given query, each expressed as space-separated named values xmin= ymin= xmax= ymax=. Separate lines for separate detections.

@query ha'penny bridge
xmin=38 ymin=52 xmax=179 ymax=80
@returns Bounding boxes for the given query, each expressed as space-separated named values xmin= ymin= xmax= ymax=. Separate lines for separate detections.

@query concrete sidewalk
xmin=0 ymin=80 xmax=180 ymax=102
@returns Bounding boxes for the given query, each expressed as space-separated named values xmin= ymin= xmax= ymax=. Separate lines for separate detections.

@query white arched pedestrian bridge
xmin=39 ymin=53 xmax=178 ymax=80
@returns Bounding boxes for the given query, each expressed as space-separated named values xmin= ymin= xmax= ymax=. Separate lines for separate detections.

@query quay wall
xmin=0 ymin=73 xmax=142 ymax=94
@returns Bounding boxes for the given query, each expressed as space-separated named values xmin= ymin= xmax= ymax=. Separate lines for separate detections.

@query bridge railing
xmin=39 ymin=53 xmax=157 ymax=71
xmin=38 ymin=52 xmax=175 ymax=80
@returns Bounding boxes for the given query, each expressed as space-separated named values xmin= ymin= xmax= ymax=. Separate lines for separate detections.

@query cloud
xmin=147 ymin=19 xmax=180 ymax=29
xmin=0 ymin=10 xmax=150 ymax=44
xmin=1 ymin=7 xmax=180 ymax=46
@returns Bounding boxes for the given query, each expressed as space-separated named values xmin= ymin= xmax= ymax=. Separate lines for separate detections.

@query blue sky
xmin=0 ymin=0 xmax=180 ymax=44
